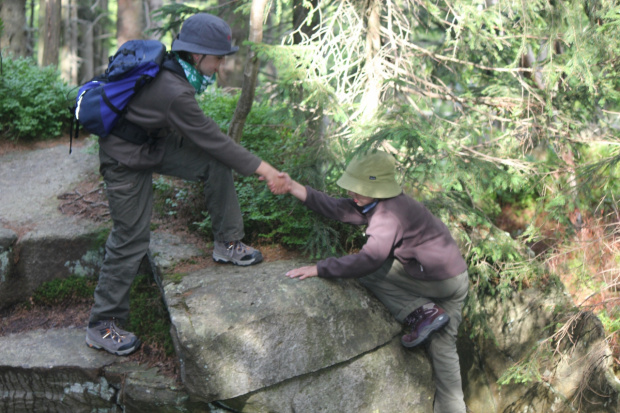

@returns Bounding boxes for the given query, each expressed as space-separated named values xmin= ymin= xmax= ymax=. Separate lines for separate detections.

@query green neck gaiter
xmin=174 ymin=52 xmax=215 ymax=94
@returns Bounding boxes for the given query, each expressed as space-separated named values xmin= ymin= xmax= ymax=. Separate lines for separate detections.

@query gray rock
xmin=221 ymin=338 xmax=434 ymax=413
xmin=0 ymin=227 xmax=18 ymax=297
xmin=0 ymin=328 xmax=120 ymax=412
xmin=462 ymin=284 xmax=620 ymax=412
xmin=0 ymin=227 xmax=18 ymax=249
xmin=0 ymin=142 xmax=109 ymax=310
xmin=162 ymin=260 xmax=403 ymax=401
xmin=10 ymin=217 xmax=107 ymax=302
xmin=0 ymin=143 xmax=98 ymax=226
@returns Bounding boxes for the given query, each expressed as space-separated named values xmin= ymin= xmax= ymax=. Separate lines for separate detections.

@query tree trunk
xmin=117 ymin=0 xmax=143 ymax=45
xmin=0 ymin=0 xmax=28 ymax=57
xmin=38 ymin=0 xmax=62 ymax=67
xmin=216 ymin=0 xmax=248 ymax=88
xmin=60 ymin=0 xmax=79 ymax=84
xmin=359 ymin=0 xmax=382 ymax=122
xmin=77 ymin=0 xmax=109 ymax=83
xmin=227 ymin=0 xmax=268 ymax=143
xmin=144 ymin=0 xmax=162 ymax=39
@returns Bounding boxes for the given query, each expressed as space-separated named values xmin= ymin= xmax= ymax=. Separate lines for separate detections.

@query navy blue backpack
xmin=71 ymin=40 xmax=167 ymax=151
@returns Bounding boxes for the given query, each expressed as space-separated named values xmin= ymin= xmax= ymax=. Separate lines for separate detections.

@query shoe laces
xmin=404 ymin=310 xmax=421 ymax=328
xmin=226 ymin=240 xmax=249 ymax=253
xmin=101 ymin=320 xmax=128 ymax=343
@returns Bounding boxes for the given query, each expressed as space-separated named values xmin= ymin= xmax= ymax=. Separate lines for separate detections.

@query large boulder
xmin=157 ymin=258 xmax=435 ymax=412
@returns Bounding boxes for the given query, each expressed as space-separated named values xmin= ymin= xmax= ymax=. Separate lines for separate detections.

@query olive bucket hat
xmin=336 ymin=151 xmax=402 ymax=199
xmin=171 ymin=13 xmax=239 ymax=56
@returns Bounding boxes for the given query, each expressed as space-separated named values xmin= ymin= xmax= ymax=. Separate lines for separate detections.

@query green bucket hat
xmin=336 ymin=151 xmax=402 ymax=199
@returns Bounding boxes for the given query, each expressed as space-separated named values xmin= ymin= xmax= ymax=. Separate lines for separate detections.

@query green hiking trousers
xmin=359 ymin=258 xmax=469 ymax=413
xmin=89 ymin=135 xmax=245 ymax=324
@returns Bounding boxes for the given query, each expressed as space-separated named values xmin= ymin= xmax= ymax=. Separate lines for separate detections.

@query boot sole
xmin=86 ymin=337 xmax=141 ymax=356
xmin=212 ymin=252 xmax=263 ymax=266
xmin=401 ymin=314 xmax=450 ymax=348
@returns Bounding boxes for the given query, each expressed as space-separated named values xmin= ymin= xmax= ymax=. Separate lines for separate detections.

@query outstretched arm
xmin=284 ymin=174 xmax=307 ymax=202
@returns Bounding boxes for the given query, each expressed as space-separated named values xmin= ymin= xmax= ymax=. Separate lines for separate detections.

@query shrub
xmin=191 ymin=88 xmax=363 ymax=258
xmin=0 ymin=55 xmax=72 ymax=141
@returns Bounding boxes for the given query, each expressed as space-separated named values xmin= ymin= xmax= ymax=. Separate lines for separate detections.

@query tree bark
xmin=77 ymin=0 xmax=109 ymax=83
xmin=38 ymin=0 xmax=62 ymax=67
xmin=0 ymin=0 xmax=28 ymax=57
xmin=144 ymin=0 xmax=162 ymax=39
xmin=359 ymin=0 xmax=382 ymax=122
xmin=60 ymin=0 xmax=79 ymax=84
xmin=117 ymin=0 xmax=144 ymax=45
xmin=227 ymin=0 xmax=268 ymax=143
xmin=216 ymin=0 xmax=248 ymax=88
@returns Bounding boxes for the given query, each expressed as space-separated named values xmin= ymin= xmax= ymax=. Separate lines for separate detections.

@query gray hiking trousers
xmin=358 ymin=258 xmax=469 ymax=413
xmin=89 ymin=135 xmax=245 ymax=324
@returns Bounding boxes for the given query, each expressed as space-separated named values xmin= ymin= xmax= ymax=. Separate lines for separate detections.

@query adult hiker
xmin=279 ymin=150 xmax=469 ymax=413
xmin=86 ymin=13 xmax=287 ymax=356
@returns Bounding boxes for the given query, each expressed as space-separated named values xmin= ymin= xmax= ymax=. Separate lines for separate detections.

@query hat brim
xmin=337 ymin=172 xmax=402 ymax=199
xmin=171 ymin=39 xmax=239 ymax=56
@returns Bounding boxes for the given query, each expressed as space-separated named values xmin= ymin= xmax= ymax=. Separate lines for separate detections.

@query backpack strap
xmin=161 ymin=53 xmax=185 ymax=76
xmin=69 ymin=106 xmax=78 ymax=154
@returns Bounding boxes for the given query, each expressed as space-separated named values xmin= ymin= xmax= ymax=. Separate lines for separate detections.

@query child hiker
xmin=279 ymin=150 xmax=469 ymax=413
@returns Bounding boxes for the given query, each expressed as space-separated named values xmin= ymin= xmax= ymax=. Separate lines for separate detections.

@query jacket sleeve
xmin=166 ymin=90 xmax=262 ymax=176
xmin=303 ymin=186 xmax=368 ymax=225
xmin=317 ymin=208 xmax=402 ymax=279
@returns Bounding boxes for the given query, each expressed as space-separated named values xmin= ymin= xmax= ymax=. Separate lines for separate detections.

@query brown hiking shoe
xmin=401 ymin=303 xmax=450 ymax=348
xmin=213 ymin=240 xmax=263 ymax=266
xmin=86 ymin=319 xmax=141 ymax=356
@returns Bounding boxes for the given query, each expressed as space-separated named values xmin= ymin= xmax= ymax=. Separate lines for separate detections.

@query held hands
xmin=267 ymin=171 xmax=292 ymax=195
xmin=285 ymin=265 xmax=318 ymax=280
xmin=259 ymin=170 xmax=292 ymax=195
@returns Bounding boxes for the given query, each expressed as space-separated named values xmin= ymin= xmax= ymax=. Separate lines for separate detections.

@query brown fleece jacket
xmin=304 ymin=186 xmax=467 ymax=281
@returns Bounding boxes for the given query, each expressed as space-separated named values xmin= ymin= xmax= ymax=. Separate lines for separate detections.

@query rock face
xmin=0 ymin=143 xmax=108 ymax=310
xmin=0 ymin=328 xmax=195 ymax=413
xmin=461 ymin=285 xmax=620 ymax=413
xmin=0 ymin=142 xmax=618 ymax=412
xmin=157 ymin=260 xmax=434 ymax=411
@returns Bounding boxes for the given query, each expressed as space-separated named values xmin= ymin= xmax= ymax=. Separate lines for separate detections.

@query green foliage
xmin=497 ymin=342 xmax=549 ymax=386
xmin=149 ymin=3 xmax=202 ymax=39
xmin=191 ymin=87 xmax=361 ymax=258
xmin=599 ymin=307 xmax=620 ymax=337
xmin=31 ymin=276 xmax=97 ymax=306
xmin=126 ymin=273 xmax=175 ymax=356
xmin=153 ymin=176 xmax=192 ymax=217
xmin=0 ymin=55 xmax=72 ymax=141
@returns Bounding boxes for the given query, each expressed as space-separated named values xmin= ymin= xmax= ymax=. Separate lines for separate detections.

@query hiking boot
xmin=86 ymin=319 xmax=141 ymax=356
xmin=401 ymin=303 xmax=450 ymax=348
xmin=213 ymin=240 xmax=263 ymax=266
